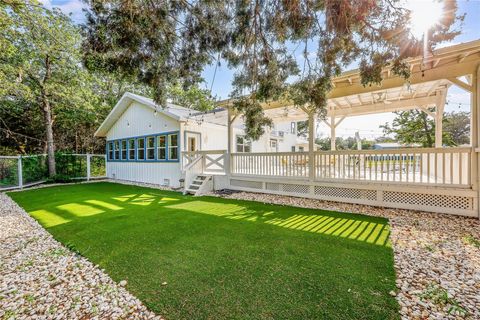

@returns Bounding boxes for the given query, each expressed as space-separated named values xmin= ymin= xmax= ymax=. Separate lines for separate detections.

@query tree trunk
xmin=41 ymin=92 xmax=56 ymax=176
xmin=40 ymin=54 xmax=56 ymax=177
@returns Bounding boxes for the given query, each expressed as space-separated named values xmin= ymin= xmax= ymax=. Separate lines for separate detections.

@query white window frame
xmin=146 ymin=136 xmax=155 ymax=160
xmin=114 ymin=141 xmax=120 ymax=160
xmin=168 ymin=133 xmax=179 ymax=160
xmin=108 ymin=142 xmax=114 ymax=160
xmin=121 ymin=140 xmax=127 ymax=160
xmin=137 ymin=138 xmax=145 ymax=160
xmin=157 ymin=135 xmax=166 ymax=160
xmin=128 ymin=139 xmax=135 ymax=160
xmin=236 ymin=135 xmax=252 ymax=153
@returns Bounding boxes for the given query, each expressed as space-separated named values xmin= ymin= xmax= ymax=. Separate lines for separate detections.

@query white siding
xmin=105 ymin=101 xmax=182 ymax=187
xmin=106 ymin=102 xmax=179 ymax=140
xmin=107 ymin=162 xmax=182 ymax=187
xmin=183 ymin=122 xmax=229 ymax=151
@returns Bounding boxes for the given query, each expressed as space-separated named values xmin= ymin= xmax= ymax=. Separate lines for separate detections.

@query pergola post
xmin=330 ymin=116 xmax=336 ymax=151
xmin=227 ymin=107 xmax=237 ymax=175
xmin=472 ymin=65 xmax=480 ymax=217
xmin=308 ymin=111 xmax=315 ymax=181
xmin=435 ymin=90 xmax=447 ymax=148
xmin=323 ymin=116 xmax=346 ymax=151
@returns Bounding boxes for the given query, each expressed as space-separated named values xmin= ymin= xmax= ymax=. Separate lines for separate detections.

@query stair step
xmin=189 ymin=185 xmax=200 ymax=190
xmin=192 ymin=180 xmax=203 ymax=185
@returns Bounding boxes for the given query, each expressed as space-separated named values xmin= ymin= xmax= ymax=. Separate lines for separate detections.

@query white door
xmin=185 ymin=132 xmax=201 ymax=152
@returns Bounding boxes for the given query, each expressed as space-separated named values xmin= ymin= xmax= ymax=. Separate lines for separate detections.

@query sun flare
xmin=406 ymin=0 xmax=444 ymax=39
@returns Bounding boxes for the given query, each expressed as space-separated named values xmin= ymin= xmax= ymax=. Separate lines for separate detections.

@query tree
xmin=1 ymin=1 xmax=151 ymax=165
xmin=1 ymin=1 xmax=87 ymax=175
xmin=380 ymin=110 xmax=469 ymax=147
xmin=83 ymin=0 xmax=462 ymax=140
xmin=443 ymin=111 xmax=470 ymax=146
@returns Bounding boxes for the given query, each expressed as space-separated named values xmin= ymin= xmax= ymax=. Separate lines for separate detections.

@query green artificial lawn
xmin=9 ymin=182 xmax=399 ymax=320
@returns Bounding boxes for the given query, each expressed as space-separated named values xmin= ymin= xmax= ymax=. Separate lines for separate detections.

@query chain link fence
xmin=0 ymin=153 xmax=106 ymax=191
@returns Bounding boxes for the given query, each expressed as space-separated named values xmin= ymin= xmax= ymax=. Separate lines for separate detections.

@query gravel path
xmin=0 ymin=192 xmax=161 ymax=320
xmin=210 ymin=191 xmax=480 ymax=320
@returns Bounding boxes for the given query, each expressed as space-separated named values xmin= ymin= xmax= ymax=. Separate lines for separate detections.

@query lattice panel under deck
xmin=230 ymin=179 xmax=263 ymax=189
xmin=383 ymin=191 xmax=473 ymax=210
xmin=282 ymin=184 xmax=310 ymax=194
xmin=314 ymin=186 xmax=377 ymax=201
xmin=266 ymin=182 xmax=281 ymax=191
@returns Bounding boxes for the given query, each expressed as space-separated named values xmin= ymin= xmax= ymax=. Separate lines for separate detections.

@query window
xmin=270 ymin=139 xmax=278 ymax=152
xmin=137 ymin=138 xmax=145 ymax=160
xmin=128 ymin=139 xmax=135 ymax=160
xmin=168 ymin=134 xmax=178 ymax=160
xmin=121 ymin=140 xmax=127 ymax=160
xmin=290 ymin=122 xmax=296 ymax=134
xmin=291 ymin=146 xmax=296 ymax=152
xmin=236 ymin=135 xmax=251 ymax=153
xmin=299 ymin=146 xmax=304 ymax=152
xmin=146 ymin=136 xmax=155 ymax=160
xmin=114 ymin=141 xmax=120 ymax=160
xmin=108 ymin=142 xmax=114 ymax=160
xmin=157 ymin=135 xmax=166 ymax=160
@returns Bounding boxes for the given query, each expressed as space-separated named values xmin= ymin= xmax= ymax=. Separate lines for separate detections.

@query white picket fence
xmin=0 ymin=154 xmax=106 ymax=191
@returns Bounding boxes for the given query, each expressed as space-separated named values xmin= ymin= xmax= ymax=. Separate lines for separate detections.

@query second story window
xmin=236 ymin=135 xmax=252 ymax=153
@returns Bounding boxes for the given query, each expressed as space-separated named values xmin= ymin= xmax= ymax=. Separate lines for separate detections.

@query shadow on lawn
xmin=29 ymin=190 xmax=391 ymax=247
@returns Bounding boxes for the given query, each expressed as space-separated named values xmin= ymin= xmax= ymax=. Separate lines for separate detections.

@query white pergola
xmin=221 ymin=40 xmax=480 ymax=153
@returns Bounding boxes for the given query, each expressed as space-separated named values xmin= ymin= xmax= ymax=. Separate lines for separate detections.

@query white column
xmin=308 ymin=111 xmax=315 ymax=181
xmin=435 ymin=90 xmax=446 ymax=148
xmin=330 ymin=116 xmax=336 ymax=151
xmin=227 ymin=107 xmax=236 ymax=175
xmin=472 ymin=65 xmax=480 ymax=217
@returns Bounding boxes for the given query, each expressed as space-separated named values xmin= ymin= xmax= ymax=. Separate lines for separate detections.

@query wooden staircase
xmin=184 ymin=174 xmax=212 ymax=196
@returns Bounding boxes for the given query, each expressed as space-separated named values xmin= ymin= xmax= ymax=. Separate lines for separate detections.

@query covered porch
xmin=183 ymin=40 xmax=480 ymax=217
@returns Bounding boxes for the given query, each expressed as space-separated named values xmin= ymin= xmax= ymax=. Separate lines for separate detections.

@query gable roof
xmin=94 ymin=92 xmax=199 ymax=137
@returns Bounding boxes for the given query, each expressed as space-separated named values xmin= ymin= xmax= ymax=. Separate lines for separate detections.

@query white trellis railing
xmin=182 ymin=150 xmax=226 ymax=175
xmin=228 ymin=147 xmax=472 ymax=188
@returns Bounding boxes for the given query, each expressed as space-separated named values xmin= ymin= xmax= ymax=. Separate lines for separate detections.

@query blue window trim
xmin=106 ymin=130 xmax=180 ymax=163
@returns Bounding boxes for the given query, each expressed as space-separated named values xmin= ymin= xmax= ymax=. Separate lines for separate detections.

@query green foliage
xmin=9 ymin=182 xmax=399 ymax=320
xmin=462 ymin=234 xmax=480 ymax=248
xmin=381 ymin=110 xmax=470 ymax=147
xmin=316 ymin=136 xmax=375 ymax=150
xmin=0 ymin=1 xmax=150 ymax=156
xmin=82 ymin=0 xmax=462 ymax=139
xmin=419 ymin=283 xmax=467 ymax=316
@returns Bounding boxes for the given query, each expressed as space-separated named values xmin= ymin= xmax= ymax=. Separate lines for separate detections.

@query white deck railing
xmin=229 ymin=147 xmax=472 ymax=188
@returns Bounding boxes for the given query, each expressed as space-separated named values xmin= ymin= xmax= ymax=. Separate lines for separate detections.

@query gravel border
xmin=0 ymin=192 xmax=162 ymax=320
xmin=209 ymin=190 xmax=480 ymax=320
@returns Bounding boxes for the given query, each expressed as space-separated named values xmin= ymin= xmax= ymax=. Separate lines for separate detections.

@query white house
xmin=94 ymin=92 xmax=312 ymax=188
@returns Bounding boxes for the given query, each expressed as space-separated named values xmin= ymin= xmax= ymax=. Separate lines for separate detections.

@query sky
xmin=44 ymin=0 xmax=480 ymax=139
